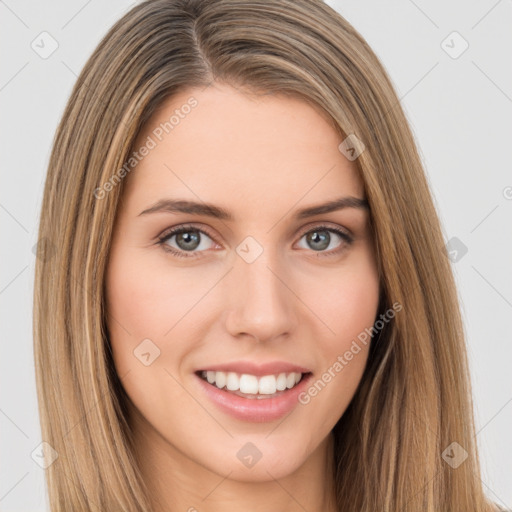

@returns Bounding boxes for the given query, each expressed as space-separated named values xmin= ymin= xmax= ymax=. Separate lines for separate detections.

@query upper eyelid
xmin=158 ymin=223 xmax=218 ymax=243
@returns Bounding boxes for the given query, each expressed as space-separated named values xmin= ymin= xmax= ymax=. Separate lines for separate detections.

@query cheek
xmin=310 ymin=249 xmax=380 ymax=344
xmin=328 ymin=273 xmax=379 ymax=341
xmin=106 ymin=247 xmax=216 ymax=337
xmin=104 ymin=249 xmax=204 ymax=373
xmin=104 ymin=250 xmax=210 ymax=425
xmin=298 ymin=250 xmax=379 ymax=416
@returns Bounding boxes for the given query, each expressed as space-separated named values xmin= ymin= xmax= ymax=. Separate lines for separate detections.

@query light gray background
xmin=1 ymin=1 xmax=511 ymax=510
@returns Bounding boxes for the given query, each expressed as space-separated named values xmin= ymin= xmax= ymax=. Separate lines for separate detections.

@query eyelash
xmin=156 ymin=223 xmax=353 ymax=259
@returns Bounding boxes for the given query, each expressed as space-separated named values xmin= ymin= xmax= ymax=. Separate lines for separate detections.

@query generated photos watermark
xmin=298 ymin=301 xmax=402 ymax=405
xmin=94 ymin=96 xmax=198 ymax=199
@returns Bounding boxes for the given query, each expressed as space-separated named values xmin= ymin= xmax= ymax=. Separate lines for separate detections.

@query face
xmin=105 ymin=82 xmax=380 ymax=483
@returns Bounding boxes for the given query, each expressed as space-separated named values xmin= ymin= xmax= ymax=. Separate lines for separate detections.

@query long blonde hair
xmin=33 ymin=0 xmax=496 ymax=510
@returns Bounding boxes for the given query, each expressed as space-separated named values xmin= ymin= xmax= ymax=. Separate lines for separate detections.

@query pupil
xmin=177 ymin=231 xmax=200 ymax=250
xmin=308 ymin=230 xmax=330 ymax=251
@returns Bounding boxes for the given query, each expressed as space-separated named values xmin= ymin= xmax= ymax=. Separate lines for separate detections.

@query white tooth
xmin=226 ymin=372 xmax=240 ymax=391
xmin=239 ymin=374 xmax=259 ymax=394
xmin=258 ymin=375 xmax=277 ymax=394
xmin=208 ymin=370 xmax=302 ymax=393
xmin=276 ymin=373 xmax=287 ymax=391
xmin=215 ymin=371 xmax=226 ymax=389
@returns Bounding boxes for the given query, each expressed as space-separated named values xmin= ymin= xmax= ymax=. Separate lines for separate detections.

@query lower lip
xmin=195 ymin=373 xmax=313 ymax=423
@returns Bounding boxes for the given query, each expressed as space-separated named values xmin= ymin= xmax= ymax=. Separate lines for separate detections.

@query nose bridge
xmin=224 ymin=242 xmax=297 ymax=341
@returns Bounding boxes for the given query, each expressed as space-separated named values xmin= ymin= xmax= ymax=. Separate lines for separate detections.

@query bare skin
xmin=105 ymin=82 xmax=380 ymax=512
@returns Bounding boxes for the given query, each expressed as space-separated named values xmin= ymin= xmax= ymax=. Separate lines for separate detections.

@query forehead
xmin=122 ymin=83 xmax=364 ymax=218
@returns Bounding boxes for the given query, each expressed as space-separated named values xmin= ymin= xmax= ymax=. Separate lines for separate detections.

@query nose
xmin=224 ymin=247 xmax=298 ymax=343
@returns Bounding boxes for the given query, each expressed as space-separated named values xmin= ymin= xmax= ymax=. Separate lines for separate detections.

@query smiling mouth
xmin=196 ymin=370 xmax=310 ymax=399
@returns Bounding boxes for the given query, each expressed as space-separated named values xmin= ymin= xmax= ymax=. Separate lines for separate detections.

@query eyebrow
xmin=138 ymin=196 xmax=369 ymax=220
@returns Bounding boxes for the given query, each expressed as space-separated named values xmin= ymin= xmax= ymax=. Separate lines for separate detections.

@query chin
xmin=200 ymin=434 xmax=317 ymax=483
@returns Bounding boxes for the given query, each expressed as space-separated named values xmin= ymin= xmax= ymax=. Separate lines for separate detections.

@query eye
xmin=157 ymin=223 xmax=353 ymax=259
xmin=296 ymin=225 xmax=353 ymax=256
xmin=157 ymin=225 xmax=218 ymax=258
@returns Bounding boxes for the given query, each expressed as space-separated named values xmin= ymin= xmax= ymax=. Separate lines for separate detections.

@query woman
xmin=33 ymin=0 xmax=501 ymax=510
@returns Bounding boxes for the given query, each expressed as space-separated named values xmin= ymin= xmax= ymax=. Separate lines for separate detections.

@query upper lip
xmin=196 ymin=360 xmax=312 ymax=377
